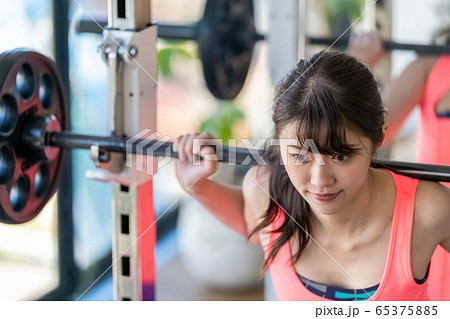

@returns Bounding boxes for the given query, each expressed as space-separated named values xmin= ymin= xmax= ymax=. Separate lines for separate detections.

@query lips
xmin=311 ymin=192 xmax=340 ymax=202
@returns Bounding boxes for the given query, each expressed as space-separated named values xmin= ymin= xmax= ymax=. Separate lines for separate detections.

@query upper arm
xmin=383 ymin=57 xmax=436 ymax=143
xmin=242 ymin=165 xmax=271 ymax=244
xmin=415 ymin=180 xmax=450 ymax=252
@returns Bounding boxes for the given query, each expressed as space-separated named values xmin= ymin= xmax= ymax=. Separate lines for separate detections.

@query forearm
xmin=381 ymin=96 xmax=411 ymax=147
xmin=187 ymin=178 xmax=248 ymax=238
xmin=381 ymin=58 xmax=429 ymax=147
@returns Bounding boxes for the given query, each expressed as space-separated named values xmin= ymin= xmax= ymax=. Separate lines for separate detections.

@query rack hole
xmin=39 ymin=74 xmax=53 ymax=109
xmin=122 ymin=256 xmax=130 ymax=276
xmin=118 ymin=0 xmax=126 ymax=18
xmin=121 ymin=214 xmax=130 ymax=234
xmin=10 ymin=176 xmax=30 ymax=212
xmin=0 ymin=146 xmax=15 ymax=184
xmin=0 ymin=94 xmax=19 ymax=135
xmin=16 ymin=63 xmax=35 ymax=99
xmin=35 ymin=163 xmax=50 ymax=197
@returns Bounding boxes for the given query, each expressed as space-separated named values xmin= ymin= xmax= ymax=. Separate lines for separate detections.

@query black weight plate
xmin=0 ymin=49 xmax=69 ymax=224
xmin=198 ymin=0 xmax=256 ymax=100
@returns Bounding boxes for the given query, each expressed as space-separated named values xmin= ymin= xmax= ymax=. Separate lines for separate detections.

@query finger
xmin=197 ymin=131 xmax=215 ymax=140
xmin=192 ymin=134 xmax=202 ymax=159
xmin=185 ymin=133 xmax=198 ymax=163
xmin=196 ymin=131 xmax=220 ymax=155
xmin=193 ymin=132 xmax=214 ymax=157
xmin=200 ymin=146 xmax=218 ymax=172
xmin=172 ymin=136 xmax=181 ymax=153
xmin=179 ymin=134 xmax=191 ymax=161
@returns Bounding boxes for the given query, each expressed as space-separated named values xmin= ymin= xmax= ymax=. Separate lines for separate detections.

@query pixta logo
xmin=125 ymin=129 xmax=172 ymax=175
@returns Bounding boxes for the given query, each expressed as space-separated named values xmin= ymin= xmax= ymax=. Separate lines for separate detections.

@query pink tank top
xmin=416 ymin=56 xmax=450 ymax=170
xmin=265 ymin=170 xmax=429 ymax=301
xmin=416 ymin=56 xmax=450 ymax=300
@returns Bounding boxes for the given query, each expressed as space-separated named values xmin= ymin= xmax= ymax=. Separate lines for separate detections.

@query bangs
xmin=293 ymin=85 xmax=360 ymax=157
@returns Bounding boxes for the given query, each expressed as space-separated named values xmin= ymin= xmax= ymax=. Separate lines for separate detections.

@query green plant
xmin=157 ymin=40 xmax=194 ymax=77
xmin=199 ymin=101 xmax=245 ymax=145
xmin=321 ymin=0 xmax=365 ymax=34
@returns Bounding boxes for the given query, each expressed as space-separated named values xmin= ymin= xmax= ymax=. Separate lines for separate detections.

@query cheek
xmin=338 ymin=162 xmax=370 ymax=192
xmin=284 ymin=165 xmax=308 ymax=191
xmin=279 ymin=146 xmax=308 ymax=192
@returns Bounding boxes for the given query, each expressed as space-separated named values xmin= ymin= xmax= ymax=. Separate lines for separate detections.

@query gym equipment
xmin=308 ymin=36 xmax=450 ymax=56
xmin=3 ymin=49 xmax=450 ymax=225
xmin=102 ymin=0 xmax=158 ymax=302
xmin=77 ymin=0 xmax=450 ymax=101
xmin=197 ymin=0 xmax=261 ymax=100
xmin=77 ymin=0 xmax=263 ymax=101
xmin=0 ymin=49 xmax=68 ymax=224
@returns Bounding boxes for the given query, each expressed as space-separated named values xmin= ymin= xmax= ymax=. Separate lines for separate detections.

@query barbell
xmin=3 ymin=49 xmax=450 ymax=224
xmin=76 ymin=0 xmax=450 ymax=101
xmin=308 ymin=37 xmax=450 ymax=56
xmin=77 ymin=0 xmax=263 ymax=101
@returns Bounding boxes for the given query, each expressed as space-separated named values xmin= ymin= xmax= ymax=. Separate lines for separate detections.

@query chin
xmin=306 ymin=195 xmax=343 ymax=215
xmin=311 ymin=206 xmax=339 ymax=216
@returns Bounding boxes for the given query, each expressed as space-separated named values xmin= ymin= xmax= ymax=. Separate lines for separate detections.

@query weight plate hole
xmin=0 ymin=94 xmax=19 ymax=135
xmin=16 ymin=63 xmax=35 ymax=99
xmin=10 ymin=175 xmax=30 ymax=212
xmin=39 ymin=74 xmax=53 ymax=109
xmin=0 ymin=145 xmax=15 ymax=184
xmin=34 ymin=162 xmax=49 ymax=198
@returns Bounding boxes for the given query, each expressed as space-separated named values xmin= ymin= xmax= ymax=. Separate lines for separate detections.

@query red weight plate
xmin=0 ymin=49 xmax=69 ymax=224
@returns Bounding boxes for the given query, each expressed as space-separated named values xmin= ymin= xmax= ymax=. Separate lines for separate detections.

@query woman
xmin=173 ymin=51 xmax=450 ymax=300
xmin=349 ymin=30 xmax=450 ymax=300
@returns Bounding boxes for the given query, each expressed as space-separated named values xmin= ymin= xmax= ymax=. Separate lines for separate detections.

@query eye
xmin=332 ymin=154 xmax=349 ymax=162
xmin=290 ymin=153 xmax=312 ymax=163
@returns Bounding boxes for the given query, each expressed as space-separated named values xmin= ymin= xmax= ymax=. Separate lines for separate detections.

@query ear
xmin=382 ymin=122 xmax=389 ymax=137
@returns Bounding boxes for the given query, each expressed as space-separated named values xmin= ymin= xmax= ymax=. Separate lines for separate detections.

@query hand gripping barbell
xmin=76 ymin=0 xmax=450 ymax=101
xmin=2 ymin=49 xmax=450 ymax=224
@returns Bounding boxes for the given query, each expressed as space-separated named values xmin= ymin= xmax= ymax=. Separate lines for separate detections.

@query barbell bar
xmin=3 ymin=49 xmax=450 ymax=225
xmin=8 ymin=87 xmax=450 ymax=179
xmin=8 ymin=109 xmax=450 ymax=183
xmin=77 ymin=0 xmax=450 ymax=102
xmin=308 ymin=36 xmax=450 ymax=56
xmin=78 ymin=6 xmax=450 ymax=56
xmin=44 ymin=130 xmax=450 ymax=184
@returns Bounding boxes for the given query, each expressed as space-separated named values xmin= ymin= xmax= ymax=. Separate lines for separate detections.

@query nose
xmin=309 ymin=161 xmax=336 ymax=189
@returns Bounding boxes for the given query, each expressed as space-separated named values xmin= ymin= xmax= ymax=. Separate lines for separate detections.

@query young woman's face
xmin=278 ymin=123 xmax=374 ymax=216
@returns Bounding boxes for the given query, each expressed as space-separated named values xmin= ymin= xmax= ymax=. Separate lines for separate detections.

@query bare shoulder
xmin=415 ymin=179 xmax=450 ymax=246
xmin=242 ymin=165 xmax=271 ymax=210
xmin=242 ymin=165 xmax=271 ymax=243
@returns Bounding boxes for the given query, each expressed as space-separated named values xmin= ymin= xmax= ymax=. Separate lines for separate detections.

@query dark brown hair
xmin=249 ymin=50 xmax=385 ymax=269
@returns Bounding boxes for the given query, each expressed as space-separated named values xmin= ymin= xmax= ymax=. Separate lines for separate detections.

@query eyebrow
xmin=287 ymin=144 xmax=362 ymax=153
